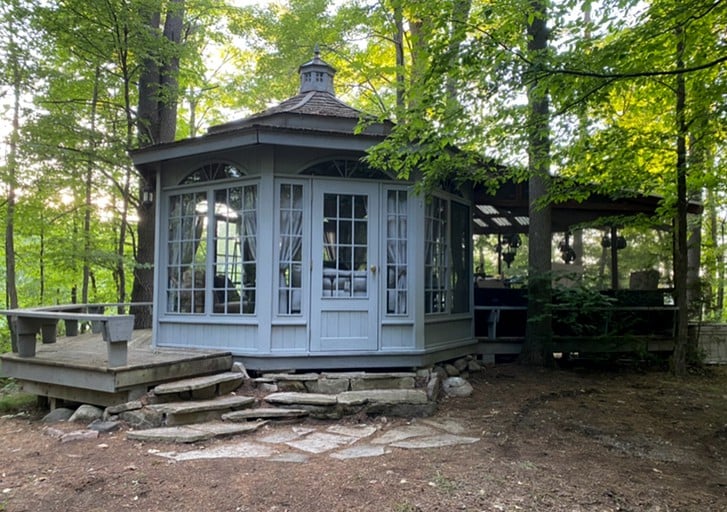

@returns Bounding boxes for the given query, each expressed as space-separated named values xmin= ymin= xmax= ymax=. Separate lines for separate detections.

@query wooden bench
xmin=2 ymin=305 xmax=137 ymax=368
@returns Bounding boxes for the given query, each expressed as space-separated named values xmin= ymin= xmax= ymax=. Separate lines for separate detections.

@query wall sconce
xmin=142 ymin=183 xmax=154 ymax=208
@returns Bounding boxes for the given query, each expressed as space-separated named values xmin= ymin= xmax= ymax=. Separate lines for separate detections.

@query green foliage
xmin=0 ymin=380 xmax=36 ymax=413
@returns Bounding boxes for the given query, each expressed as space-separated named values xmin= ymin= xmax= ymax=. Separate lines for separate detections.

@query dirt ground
xmin=1 ymin=363 xmax=726 ymax=512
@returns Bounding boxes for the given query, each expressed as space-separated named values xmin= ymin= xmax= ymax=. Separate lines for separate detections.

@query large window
xmin=386 ymin=190 xmax=408 ymax=315
xmin=166 ymin=168 xmax=257 ymax=316
xmin=425 ymin=196 xmax=471 ymax=315
xmin=277 ymin=184 xmax=304 ymax=315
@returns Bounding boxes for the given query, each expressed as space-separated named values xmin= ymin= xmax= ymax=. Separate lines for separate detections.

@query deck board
xmin=0 ymin=329 xmax=233 ymax=406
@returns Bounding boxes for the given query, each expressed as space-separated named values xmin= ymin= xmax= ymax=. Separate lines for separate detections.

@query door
xmin=311 ymin=181 xmax=379 ymax=351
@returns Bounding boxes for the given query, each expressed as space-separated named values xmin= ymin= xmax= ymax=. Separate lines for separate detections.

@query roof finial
xmin=313 ymin=43 xmax=320 ymax=59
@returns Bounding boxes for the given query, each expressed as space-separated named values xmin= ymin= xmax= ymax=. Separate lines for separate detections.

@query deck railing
xmin=1 ymin=303 xmax=152 ymax=368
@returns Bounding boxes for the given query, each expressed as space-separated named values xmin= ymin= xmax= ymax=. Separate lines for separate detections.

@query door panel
xmin=311 ymin=182 xmax=379 ymax=351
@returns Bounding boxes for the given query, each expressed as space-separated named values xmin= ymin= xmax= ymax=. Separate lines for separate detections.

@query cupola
xmin=298 ymin=44 xmax=336 ymax=95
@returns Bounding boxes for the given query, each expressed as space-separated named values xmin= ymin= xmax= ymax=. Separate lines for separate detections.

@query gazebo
xmin=131 ymin=49 xmax=476 ymax=370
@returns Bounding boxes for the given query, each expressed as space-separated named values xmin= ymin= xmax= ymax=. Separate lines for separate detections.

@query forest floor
xmin=0 ymin=362 xmax=725 ymax=512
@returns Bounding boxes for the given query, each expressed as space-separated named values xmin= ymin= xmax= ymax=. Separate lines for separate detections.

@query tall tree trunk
xmin=131 ymin=1 xmax=185 ymax=327
xmin=521 ymin=0 xmax=552 ymax=366
xmin=5 ymin=42 xmax=21 ymax=350
xmin=82 ymin=67 xmax=101 ymax=304
xmin=672 ymin=27 xmax=689 ymax=375
xmin=158 ymin=0 xmax=184 ymax=142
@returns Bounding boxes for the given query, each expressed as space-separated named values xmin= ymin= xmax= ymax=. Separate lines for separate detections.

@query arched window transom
xmin=180 ymin=162 xmax=244 ymax=185
xmin=299 ymin=159 xmax=391 ymax=180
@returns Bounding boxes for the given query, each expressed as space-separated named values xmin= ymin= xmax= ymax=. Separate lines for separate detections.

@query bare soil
xmin=1 ymin=364 xmax=726 ymax=512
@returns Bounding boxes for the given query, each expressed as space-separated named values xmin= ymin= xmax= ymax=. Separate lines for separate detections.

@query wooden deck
xmin=0 ymin=329 xmax=232 ymax=407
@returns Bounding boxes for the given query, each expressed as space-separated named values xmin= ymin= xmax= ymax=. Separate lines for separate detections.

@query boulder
xmin=442 ymin=377 xmax=474 ymax=398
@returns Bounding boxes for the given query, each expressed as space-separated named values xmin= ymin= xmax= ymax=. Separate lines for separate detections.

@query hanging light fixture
xmin=142 ymin=182 xmax=154 ymax=208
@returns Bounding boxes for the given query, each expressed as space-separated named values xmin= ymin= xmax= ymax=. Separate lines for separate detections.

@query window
xmin=425 ymin=196 xmax=471 ymax=315
xmin=386 ymin=190 xmax=408 ymax=315
xmin=212 ymin=184 xmax=257 ymax=314
xmin=300 ymin=159 xmax=391 ymax=180
xmin=278 ymin=184 xmax=304 ymax=315
xmin=322 ymin=193 xmax=368 ymax=298
xmin=167 ymin=192 xmax=207 ymax=314
xmin=165 ymin=167 xmax=257 ymax=316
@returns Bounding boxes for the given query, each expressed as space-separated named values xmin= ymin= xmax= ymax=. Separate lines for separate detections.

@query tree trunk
xmin=521 ymin=0 xmax=552 ymax=366
xmin=158 ymin=0 xmax=184 ymax=142
xmin=83 ymin=67 xmax=101 ymax=304
xmin=130 ymin=1 xmax=185 ymax=327
xmin=672 ymin=27 xmax=689 ymax=375
xmin=5 ymin=43 xmax=21 ymax=350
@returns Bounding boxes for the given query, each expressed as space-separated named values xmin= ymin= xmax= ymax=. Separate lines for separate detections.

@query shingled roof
xmin=208 ymin=46 xmax=387 ymax=136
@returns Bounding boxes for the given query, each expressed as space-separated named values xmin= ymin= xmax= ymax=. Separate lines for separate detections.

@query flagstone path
xmin=151 ymin=418 xmax=479 ymax=462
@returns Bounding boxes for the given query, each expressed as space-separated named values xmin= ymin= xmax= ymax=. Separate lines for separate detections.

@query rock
xmin=60 ymin=430 xmax=100 ymax=443
xmin=350 ymin=376 xmax=415 ymax=391
xmin=433 ymin=366 xmax=448 ymax=381
xmin=277 ymin=380 xmax=307 ymax=392
xmin=41 ymin=408 xmax=74 ymax=423
xmin=232 ymin=361 xmax=250 ymax=379
xmin=43 ymin=427 xmax=65 ymax=438
xmin=453 ymin=358 xmax=469 ymax=372
xmin=257 ymin=383 xmax=278 ymax=394
xmin=337 ymin=389 xmax=429 ymax=406
xmin=69 ymin=405 xmax=104 ymax=423
xmin=265 ymin=392 xmax=338 ymax=406
xmin=106 ymin=400 xmax=143 ymax=417
xmin=442 ymin=377 xmax=473 ymax=397
xmin=444 ymin=364 xmax=460 ymax=377
xmin=87 ymin=419 xmax=122 ymax=433
xmin=468 ymin=360 xmax=484 ymax=372
xmin=426 ymin=374 xmax=441 ymax=402
xmin=309 ymin=378 xmax=350 ymax=395
xmin=120 ymin=408 xmax=164 ymax=430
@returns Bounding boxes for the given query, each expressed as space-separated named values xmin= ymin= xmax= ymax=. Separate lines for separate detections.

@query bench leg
xmin=41 ymin=321 xmax=58 ymax=344
xmin=107 ymin=341 xmax=128 ymax=368
xmin=16 ymin=318 xmax=40 ymax=357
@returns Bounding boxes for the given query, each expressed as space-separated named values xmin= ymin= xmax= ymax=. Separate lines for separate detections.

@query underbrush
xmin=0 ymin=379 xmax=36 ymax=413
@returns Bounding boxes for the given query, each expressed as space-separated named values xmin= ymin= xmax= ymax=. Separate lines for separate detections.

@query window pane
xmin=386 ymin=190 xmax=408 ymax=315
xmin=278 ymin=184 xmax=304 ymax=315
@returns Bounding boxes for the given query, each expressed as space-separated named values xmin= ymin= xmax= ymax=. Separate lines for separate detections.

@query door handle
xmin=370 ymin=265 xmax=377 ymax=274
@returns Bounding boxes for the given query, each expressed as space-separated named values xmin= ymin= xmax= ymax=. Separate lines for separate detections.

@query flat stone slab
xmin=285 ymin=432 xmax=358 ymax=454
xmin=153 ymin=372 xmax=244 ymax=395
xmin=127 ymin=421 xmax=266 ymax=443
xmin=420 ymin=418 xmax=468 ymax=435
xmin=330 ymin=444 xmax=388 ymax=460
xmin=390 ymin=433 xmax=480 ymax=449
xmin=320 ymin=371 xmax=417 ymax=380
xmin=158 ymin=441 xmax=276 ymax=460
xmin=371 ymin=425 xmax=438 ymax=445
xmin=337 ymin=389 xmax=429 ymax=406
xmin=258 ymin=427 xmax=315 ymax=444
xmin=148 ymin=395 xmax=254 ymax=415
xmin=222 ymin=408 xmax=309 ymax=421
xmin=326 ymin=424 xmax=378 ymax=439
xmin=261 ymin=373 xmax=320 ymax=381
xmin=265 ymin=392 xmax=338 ymax=406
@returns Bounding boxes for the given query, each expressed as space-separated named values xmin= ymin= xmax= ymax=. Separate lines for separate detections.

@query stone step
xmin=147 ymin=395 xmax=255 ymax=426
xmin=222 ymin=407 xmax=309 ymax=422
xmin=153 ymin=372 xmax=244 ymax=400
xmin=127 ymin=420 xmax=267 ymax=443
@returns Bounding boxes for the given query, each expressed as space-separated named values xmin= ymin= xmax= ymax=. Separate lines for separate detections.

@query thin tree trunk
xmin=82 ymin=67 xmax=101 ymax=304
xmin=5 ymin=43 xmax=21 ymax=350
xmin=521 ymin=0 xmax=552 ymax=366
xmin=393 ymin=0 xmax=405 ymax=111
xmin=672 ymin=27 xmax=689 ymax=375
